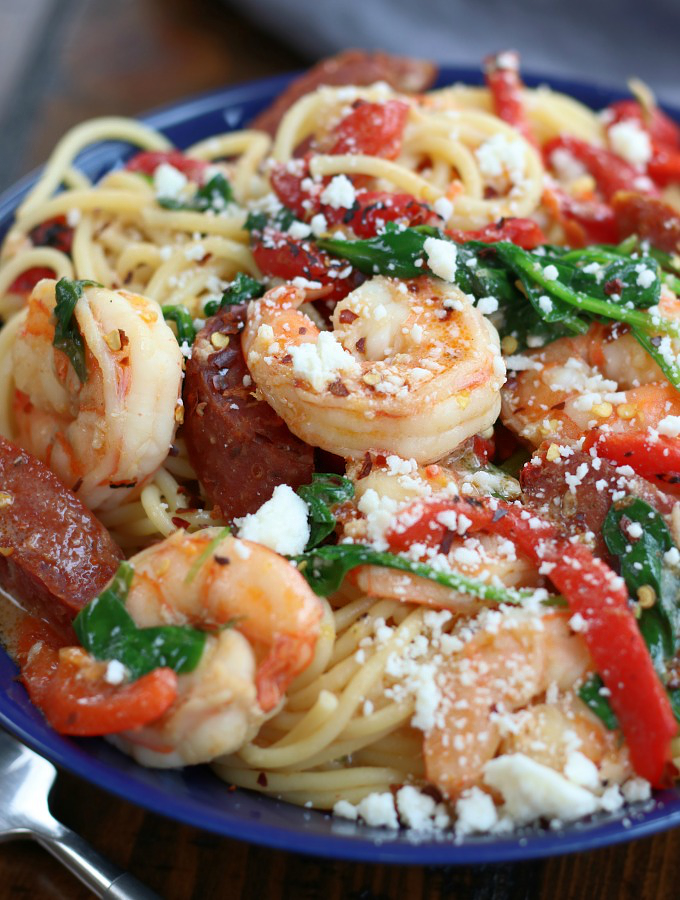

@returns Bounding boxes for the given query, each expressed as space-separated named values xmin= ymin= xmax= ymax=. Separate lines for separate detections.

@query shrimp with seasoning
xmin=424 ymin=608 xmax=629 ymax=801
xmin=242 ymin=275 xmax=505 ymax=464
xmin=111 ymin=528 xmax=325 ymax=767
xmin=9 ymin=278 xmax=183 ymax=510
xmin=501 ymin=311 xmax=680 ymax=450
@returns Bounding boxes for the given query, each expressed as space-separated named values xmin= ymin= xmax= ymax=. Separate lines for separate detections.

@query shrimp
xmin=242 ymin=275 xmax=505 ymax=464
xmin=341 ymin=452 xmax=538 ymax=612
xmin=501 ymin=319 xmax=680 ymax=449
xmin=113 ymin=528 xmax=324 ymax=767
xmin=423 ymin=609 xmax=628 ymax=800
xmin=10 ymin=279 xmax=183 ymax=510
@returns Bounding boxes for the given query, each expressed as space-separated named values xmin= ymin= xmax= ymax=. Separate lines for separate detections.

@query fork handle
xmin=36 ymin=828 xmax=160 ymax=900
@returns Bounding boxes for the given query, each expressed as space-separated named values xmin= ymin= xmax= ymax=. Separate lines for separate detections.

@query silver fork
xmin=0 ymin=727 xmax=160 ymax=899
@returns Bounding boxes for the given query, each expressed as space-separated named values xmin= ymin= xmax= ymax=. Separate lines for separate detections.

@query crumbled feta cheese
xmin=289 ymin=331 xmax=360 ymax=391
xmin=104 ymin=660 xmax=127 ymax=685
xmin=287 ymin=220 xmax=312 ymax=239
xmin=433 ymin=196 xmax=453 ymax=221
xmin=454 ymin=787 xmax=499 ymax=835
xmin=309 ymin=213 xmax=328 ymax=236
xmin=657 ymin=415 xmax=680 ymax=438
xmin=550 ymin=148 xmax=587 ymax=182
xmin=153 ymin=163 xmax=188 ymax=200
xmin=333 ymin=792 xmax=399 ymax=829
xmin=563 ymin=751 xmax=600 ymax=790
xmin=483 ymin=753 xmax=599 ymax=825
xmin=423 ymin=236 xmax=457 ymax=282
xmin=235 ymin=484 xmax=310 ymax=555
xmin=475 ymin=134 xmax=527 ymax=184
xmin=477 ymin=296 xmax=499 ymax=315
xmin=543 ymin=264 xmax=559 ymax=281
xmin=621 ymin=777 xmax=652 ymax=804
xmin=320 ymin=174 xmax=357 ymax=209
xmin=396 ymin=785 xmax=450 ymax=831
xmin=609 ymin=120 xmax=653 ymax=167
xmin=538 ymin=295 xmax=554 ymax=314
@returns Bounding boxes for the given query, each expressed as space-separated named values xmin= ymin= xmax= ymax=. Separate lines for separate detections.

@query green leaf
xmin=297 ymin=473 xmax=355 ymax=550
xmin=318 ymin=223 xmax=440 ymax=277
xmin=73 ymin=562 xmax=207 ymax=680
xmin=603 ymin=496 xmax=680 ymax=673
xmin=292 ymin=543 xmax=540 ymax=604
xmin=159 ymin=173 xmax=234 ymax=214
xmin=245 ymin=206 xmax=297 ymax=234
xmin=203 ymin=273 xmax=265 ymax=317
xmin=53 ymin=278 xmax=100 ymax=383
xmin=630 ymin=327 xmax=680 ymax=393
xmin=161 ymin=304 xmax=196 ymax=345
xmin=579 ymin=674 xmax=619 ymax=730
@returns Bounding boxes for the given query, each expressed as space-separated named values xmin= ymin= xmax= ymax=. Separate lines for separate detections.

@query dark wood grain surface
xmin=1 ymin=2 xmax=680 ymax=897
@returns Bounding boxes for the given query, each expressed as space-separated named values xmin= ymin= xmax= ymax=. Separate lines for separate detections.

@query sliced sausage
xmin=0 ymin=435 xmax=123 ymax=635
xmin=251 ymin=49 xmax=438 ymax=136
xmin=520 ymin=446 xmax=676 ymax=558
xmin=183 ymin=305 xmax=315 ymax=520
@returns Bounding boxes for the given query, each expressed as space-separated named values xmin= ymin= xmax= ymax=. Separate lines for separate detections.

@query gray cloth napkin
xmin=226 ymin=0 xmax=678 ymax=107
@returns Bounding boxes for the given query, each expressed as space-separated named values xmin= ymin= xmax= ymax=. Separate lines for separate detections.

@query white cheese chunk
xmin=235 ymin=484 xmax=310 ymax=556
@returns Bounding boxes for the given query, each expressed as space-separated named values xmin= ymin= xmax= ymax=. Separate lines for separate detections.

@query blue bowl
xmin=1 ymin=67 xmax=679 ymax=864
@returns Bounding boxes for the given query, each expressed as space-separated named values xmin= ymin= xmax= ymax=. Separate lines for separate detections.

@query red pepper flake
xmin=355 ymin=337 xmax=366 ymax=353
xmin=604 ymin=278 xmax=624 ymax=296
xmin=257 ymin=772 xmax=268 ymax=787
xmin=339 ymin=309 xmax=359 ymax=324
xmin=171 ymin=516 xmax=190 ymax=529
xmin=329 ymin=379 xmax=350 ymax=397
xmin=439 ymin=529 xmax=455 ymax=555
xmin=357 ymin=452 xmax=373 ymax=479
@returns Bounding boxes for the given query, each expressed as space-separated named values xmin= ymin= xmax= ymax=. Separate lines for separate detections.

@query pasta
xmin=1 ymin=50 xmax=680 ymax=837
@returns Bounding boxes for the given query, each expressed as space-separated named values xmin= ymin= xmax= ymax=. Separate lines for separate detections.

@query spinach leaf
xmin=245 ymin=205 xmax=297 ymax=234
xmin=161 ymin=304 xmax=196 ymax=345
xmin=203 ymin=273 xmax=265 ymax=317
xmin=74 ymin=562 xmax=207 ymax=680
xmin=579 ymin=674 xmax=620 ymax=731
xmin=53 ymin=278 xmax=100 ymax=383
xmin=603 ymin=497 xmax=680 ymax=672
xmin=292 ymin=543 xmax=540 ymax=604
xmin=318 ymin=223 xmax=440 ymax=277
xmin=158 ymin=173 xmax=233 ymax=213
xmin=297 ymin=473 xmax=355 ymax=550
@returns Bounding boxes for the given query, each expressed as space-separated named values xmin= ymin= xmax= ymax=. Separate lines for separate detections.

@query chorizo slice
xmin=183 ymin=305 xmax=315 ymax=520
xmin=520 ymin=446 xmax=676 ymax=558
xmin=0 ymin=435 xmax=123 ymax=635
xmin=251 ymin=49 xmax=438 ymax=135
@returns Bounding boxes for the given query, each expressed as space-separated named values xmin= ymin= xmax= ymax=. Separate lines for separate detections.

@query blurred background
xmin=0 ymin=0 xmax=675 ymax=193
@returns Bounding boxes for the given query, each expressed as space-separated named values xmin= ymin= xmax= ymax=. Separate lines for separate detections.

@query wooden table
xmin=1 ymin=1 xmax=680 ymax=897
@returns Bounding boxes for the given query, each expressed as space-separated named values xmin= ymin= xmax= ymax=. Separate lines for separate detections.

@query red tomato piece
xmin=17 ymin=616 xmax=178 ymax=736
xmin=330 ymin=100 xmax=410 ymax=159
xmin=125 ymin=150 xmax=208 ymax=182
xmin=446 ymin=217 xmax=546 ymax=250
xmin=544 ymin=135 xmax=656 ymax=201
xmin=252 ymin=230 xmax=362 ymax=303
xmin=583 ymin=431 xmax=680 ymax=495
xmin=484 ymin=51 xmax=535 ymax=146
xmin=324 ymin=191 xmax=438 ymax=237
xmin=8 ymin=267 xmax=58 ymax=296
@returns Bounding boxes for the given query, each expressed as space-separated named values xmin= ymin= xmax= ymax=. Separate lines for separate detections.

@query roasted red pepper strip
xmin=543 ymin=184 xmax=619 ymax=246
xmin=16 ymin=616 xmax=178 ymax=736
xmin=604 ymin=100 xmax=680 ymax=187
xmin=126 ymin=150 xmax=208 ymax=182
xmin=252 ymin=229 xmax=362 ymax=303
xmin=8 ymin=266 xmax=57 ymax=296
xmin=544 ymin=135 xmax=656 ymax=201
xmin=484 ymin=51 xmax=535 ymax=146
xmin=583 ymin=431 xmax=680 ymax=495
xmin=330 ymin=100 xmax=410 ymax=159
xmin=446 ymin=217 xmax=546 ymax=250
xmin=386 ymin=496 xmax=677 ymax=786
